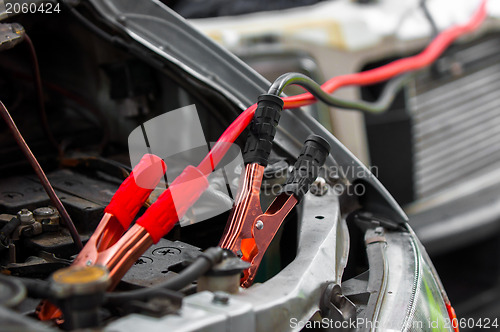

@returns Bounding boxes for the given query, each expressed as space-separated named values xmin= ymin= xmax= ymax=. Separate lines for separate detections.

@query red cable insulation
xmin=198 ymin=0 xmax=487 ymax=174
xmin=143 ymin=0 xmax=488 ymax=242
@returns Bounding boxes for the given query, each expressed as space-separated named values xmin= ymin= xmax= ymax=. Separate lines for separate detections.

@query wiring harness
xmin=132 ymin=0 xmax=489 ymax=245
xmin=197 ymin=0 xmax=488 ymax=175
xmin=268 ymin=72 xmax=413 ymax=114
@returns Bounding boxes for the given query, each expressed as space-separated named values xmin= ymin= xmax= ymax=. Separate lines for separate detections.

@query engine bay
xmin=0 ymin=0 xmax=491 ymax=331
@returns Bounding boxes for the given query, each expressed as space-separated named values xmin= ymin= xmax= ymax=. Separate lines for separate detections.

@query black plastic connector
xmin=243 ymin=94 xmax=284 ymax=166
xmin=0 ymin=217 xmax=21 ymax=249
xmin=283 ymin=134 xmax=331 ymax=200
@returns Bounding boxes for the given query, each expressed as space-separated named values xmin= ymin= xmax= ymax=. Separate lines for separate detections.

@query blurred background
xmin=161 ymin=0 xmax=500 ymax=329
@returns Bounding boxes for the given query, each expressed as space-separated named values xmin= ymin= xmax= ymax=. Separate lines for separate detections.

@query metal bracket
xmin=320 ymin=283 xmax=357 ymax=331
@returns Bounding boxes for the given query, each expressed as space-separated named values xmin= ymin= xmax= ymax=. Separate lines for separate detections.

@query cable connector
xmin=243 ymin=94 xmax=284 ymax=166
xmin=283 ymin=135 xmax=331 ymax=200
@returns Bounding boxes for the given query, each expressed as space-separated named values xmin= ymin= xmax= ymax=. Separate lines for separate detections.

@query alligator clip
xmin=37 ymin=153 xmax=166 ymax=320
xmin=76 ymin=162 xmax=207 ymax=288
xmin=220 ymin=135 xmax=330 ymax=287
xmin=218 ymin=94 xmax=331 ymax=287
xmin=38 ymin=154 xmax=209 ymax=320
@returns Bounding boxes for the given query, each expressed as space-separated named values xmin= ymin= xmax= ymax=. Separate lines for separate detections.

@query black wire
xmin=421 ymin=0 xmax=439 ymax=39
xmin=18 ymin=277 xmax=53 ymax=299
xmin=105 ymin=247 xmax=224 ymax=304
xmin=0 ymin=217 xmax=21 ymax=249
xmin=268 ymin=72 xmax=412 ymax=114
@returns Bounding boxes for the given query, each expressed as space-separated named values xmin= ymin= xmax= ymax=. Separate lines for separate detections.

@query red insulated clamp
xmin=104 ymin=154 xmax=166 ymax=229
xmin=137 ymin=165 xmax=208 ymax=243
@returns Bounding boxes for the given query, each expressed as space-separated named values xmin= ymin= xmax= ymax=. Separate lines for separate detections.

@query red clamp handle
xmin=137 ymin=165 xmax=208 ymax=243
xmin=105 ymin=154 xmax=166 ymax=230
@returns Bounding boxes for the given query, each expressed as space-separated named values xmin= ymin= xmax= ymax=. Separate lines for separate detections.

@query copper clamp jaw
xmin=219 ymin=163 xmax=298 ymax=287
xmin=219 ymin=134 xmax=331 ymax=287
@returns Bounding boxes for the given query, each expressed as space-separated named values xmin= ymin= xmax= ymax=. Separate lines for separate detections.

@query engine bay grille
xmin=409 ymin=37 xmax=500 ymax=199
